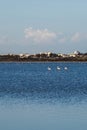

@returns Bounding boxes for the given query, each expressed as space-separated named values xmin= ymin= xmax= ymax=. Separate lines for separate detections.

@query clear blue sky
xmin=0 ymin=0 xmax=87 ymax=54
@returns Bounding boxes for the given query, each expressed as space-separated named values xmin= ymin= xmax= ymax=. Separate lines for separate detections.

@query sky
xmin=0 ymin=0 xmax=87 ymax=54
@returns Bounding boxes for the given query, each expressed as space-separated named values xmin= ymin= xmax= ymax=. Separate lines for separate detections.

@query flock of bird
xmin=47 ymin=66 xmax=68 ymax=71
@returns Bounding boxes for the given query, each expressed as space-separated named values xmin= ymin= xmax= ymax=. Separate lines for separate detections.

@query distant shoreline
xmin=0 ymin=51 xmax=87 ymax=62
xmin=0 ymin=60 xmax=87 ymax=63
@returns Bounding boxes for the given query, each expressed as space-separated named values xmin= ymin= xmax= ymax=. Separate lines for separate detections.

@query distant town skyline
xmin=0 ymin=0 xmax=87 ymax=54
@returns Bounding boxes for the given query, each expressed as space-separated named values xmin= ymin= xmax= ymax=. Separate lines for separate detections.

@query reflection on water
xmin=0 ymin=62 xmax=87 ymax=130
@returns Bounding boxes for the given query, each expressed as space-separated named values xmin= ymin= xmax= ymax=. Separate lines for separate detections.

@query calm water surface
xmin=0 ymin=62 xmax=87 ymax=130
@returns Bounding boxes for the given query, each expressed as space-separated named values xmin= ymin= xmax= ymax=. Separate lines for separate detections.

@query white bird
xmin=57 ymin=66 xmax=61 ymax=70
xmin=64 ymin=67 xmax=68 ymax=70
xmin=48 ymin=67 xmax=51 ymax=71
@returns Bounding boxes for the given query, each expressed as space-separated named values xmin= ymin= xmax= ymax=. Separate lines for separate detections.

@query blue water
xmin=0 ymin=62 xmax=87 ymax=130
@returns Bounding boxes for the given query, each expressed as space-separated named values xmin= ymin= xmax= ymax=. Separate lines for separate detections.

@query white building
xmin=19 ymin=53 xmax=30 ymax=58
xmin=73 ymin=51 xmax=80 ymax=55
